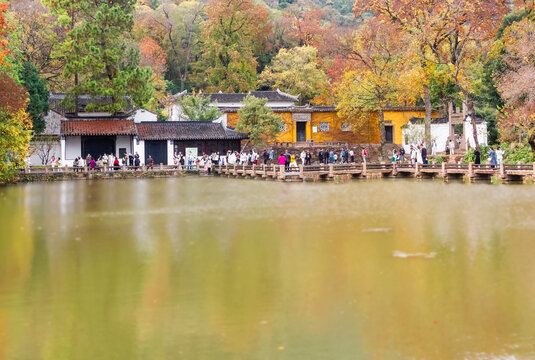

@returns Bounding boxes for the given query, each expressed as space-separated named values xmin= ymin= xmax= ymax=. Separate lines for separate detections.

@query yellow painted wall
xmin=227 ymin=109 xmax=440 ymax=145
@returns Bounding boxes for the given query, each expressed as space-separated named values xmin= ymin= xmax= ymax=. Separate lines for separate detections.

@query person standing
xmin=146 ymin=155 xmax=154 ymax=169
xmin=349 ymin=149 xmax=355 ymax=163
xmin=263 ymin=150 xmax=269 ymax=165
xmin=300 ymin=150 xmax=306 ymax=165
xmin=399 ymin=147 xmax=405 ymax=162
xmin=448 ymin=139 xmax=455 ymax=155
xmin=329 ymin=150 xmax=334 ymax=164
xmin=318 ymin=149 xmax=324 ymax=164
xmin=134 ymin=152 xmax=140 ymax=167
xmin=269 ymin=149 xmax=275 ymax=164
xmin=323 ymin=149 xmax=329 ymax=165
xmin=474 ymin=148 xmax=481 ymax=164
xmin=416 ymin=145 xmax=423 ymax=164
xmin=362 ymin=148 xmax=367 ymax=163
xmin=488 ymin=146 xmax=497 ymax=168
xmin=410 ymin=146 xmax=416 ymax=165
xmin=496 ymin=146 xmax=504 ymax=165
xmin=278 ymin=153 xmax=286 ymax=167
xmin=421 ymin=144 xmax=428 ymax=164
xmin=305 ymin=151 xmax=312 ymax=165
xmin=284 ymin=150 xmax=291 ymax=170
xmin=431 ymin=140 xmax=437 ymax=156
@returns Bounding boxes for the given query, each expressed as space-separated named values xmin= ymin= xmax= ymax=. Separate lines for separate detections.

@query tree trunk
xmin=378 ymin=109 xmax=387 ymax=158
xmin=423 ymin=84 xmax=432 ymax=151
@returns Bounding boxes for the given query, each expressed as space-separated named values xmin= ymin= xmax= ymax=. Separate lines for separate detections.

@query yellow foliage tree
xmin=335 ymin=20 xmax=420 ymax=154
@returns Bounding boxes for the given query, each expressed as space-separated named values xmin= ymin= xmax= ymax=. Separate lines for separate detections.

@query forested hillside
xmin=2 ymin=0 xmax=535 ymax=154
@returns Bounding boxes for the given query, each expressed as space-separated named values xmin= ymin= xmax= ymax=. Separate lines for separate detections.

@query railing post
xmin=159 ymin=163 xmax=163 ymax=171
xmin=441 ymin=162 xmax=446 ymax=177
xmin=104 ymin=164 xmax=108 ymax=173
xmin=362 ymin=161 xmax=367 ymax=176
xmin=122 ymin=165 xmax=126 ymax=172
xmin=196 ymin=162 xmax=200 ymax=171
xmin=142 ymin=165 xmax=147 ymax=172
xmin=84 ymin=165 xmax=88 ymax=174
xmin=415 ymin=162 xmax=420 ymax=177
xmin=392 ymin=162 xmax=397 ymax=176
xmin=45 ymin=165 xmax=49 ymax=174
xmin=500 ymin=162 xmax=505 ymax=177
xmin=468 ymin=162 xmax=474 ymax=177
xmin=329 ymin=163 xmax=334 ymax=177
xmin=252 ymin=163 xmax=256 ymax=176
xmin=299 ymin=164 xmax=304 ymax=178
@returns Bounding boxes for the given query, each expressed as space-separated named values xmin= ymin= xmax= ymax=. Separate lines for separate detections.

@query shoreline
xmin=10 ymin=162 xmax=535 ymax=185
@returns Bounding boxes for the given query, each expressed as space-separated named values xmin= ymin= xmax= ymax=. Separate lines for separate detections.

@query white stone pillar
xmin=167 ymin=140 xmax=174 ymax=165
xmin=60 ymin=137 xmax=66 ymax=163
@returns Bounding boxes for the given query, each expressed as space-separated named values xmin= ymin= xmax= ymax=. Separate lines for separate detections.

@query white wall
xmin=167 ymin=140 xmax=174 ymax=165
xmin=116 ymin=136 xmax=132 ymax=158
xmin=29 ymin=139 xmax=61 ymax=165
xmin=133 ymin=109 xmax=158 ymax=123
xmin=402 ymin=123 xmax=450 ymax=152
xmin=65 ymin=136 xmax=81 ymax=161
xmin=134 ymin=139 xmax=145 ymax=165
xmin=464 ymin=121 xmax=488 ymax=149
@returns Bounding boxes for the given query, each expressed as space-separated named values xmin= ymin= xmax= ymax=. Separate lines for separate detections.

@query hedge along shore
xmin=11 ymin=162 xmax=535 ymax=185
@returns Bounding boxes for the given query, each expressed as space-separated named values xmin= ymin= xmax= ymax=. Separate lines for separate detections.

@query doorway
xmin=296 ymin=122 xmax=307 ymax=142
xmin=385 ymin=126 xmax=394 ymax=144
xmin=145 ymin=140 xmax=168 ymax=165
xmin=81 ymin=136 xmax=116 ymax=159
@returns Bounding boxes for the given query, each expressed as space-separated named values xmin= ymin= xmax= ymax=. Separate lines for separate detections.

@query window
xmin=280 ymin=123 xmax=286 ymax=132
xmin=341 ymin=122 xmax=351 ymax=132
xmin=319 ymin=122 xmax=330 ymax=132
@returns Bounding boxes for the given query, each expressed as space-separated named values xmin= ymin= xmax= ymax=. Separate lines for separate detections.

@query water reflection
xmin=0 ymin=178 xmax=535 ymax=359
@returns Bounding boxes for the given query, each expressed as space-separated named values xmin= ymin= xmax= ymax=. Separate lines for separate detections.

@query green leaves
xmin=19 ymin=62 xmax=49 ymax=134
xmin=236 ymin=95 xmax=283 ymax=145
xmin=177 ymin=95 xmax=222 ymax=122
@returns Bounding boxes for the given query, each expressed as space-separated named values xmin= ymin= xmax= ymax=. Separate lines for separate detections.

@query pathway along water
xmin=1 ymin=178 xmax=535 ymax=359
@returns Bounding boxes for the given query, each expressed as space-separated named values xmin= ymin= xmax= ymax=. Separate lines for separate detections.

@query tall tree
xmin=355 ymin=0 xmax=508 ymax=151
xmin=19 ymin=62 xmax=50 ymax=134
xmin=48 ymin=0 xmax=153 ymax=113
xmin=259 ymin=46 xmax=328 ymax=105
xmin=135 ymin=0 xmax=206 ymax=92
xmin=0 ymin=0 xmax=12 ymax=66
xmin=0 ymin=73 xmax=32 ymax=183
xmin=9 ymin=0 xmax=66 ymax=90
xmin=495 ymin=18 xmax=535 ymax=149
xmin=177 ymin=94 xmax=222 ymax=121
xmin=335 ymin=20 xmax=418 ymax=155
xmin=203 ymin=0 xmax=271 ymax=92
xmin=236 ymin=95 xmax=283 ymax=146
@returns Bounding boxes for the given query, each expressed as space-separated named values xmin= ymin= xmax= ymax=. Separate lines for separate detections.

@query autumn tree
xmin=203 ymin=0 xmax=271 ymax=92
xmin=0 ymin=1 xmax=11 ymax=66
xmin=335 ymin=20 xmax=418 ymax=155
xmin=236 ymin=95 xmax=283 ymax=145
xmin=0 ymin=73 xmax=32 ymax=183
xmin=495 ymin=18 xmax=535 ymax=149
xmin=9 ymin=1 xmax=66 ymax=90
xmin=354 ymin=0 xmax=509 ymax=151
xmin=177 ymin=94 xmax=222 ymax=121
xmin=19 ymin=62 xmax=50 ymax=134
xmin=135 ymin=0 xmax=206 ymax=92
xmin=259 ymin=46 xmax=328 ymax=105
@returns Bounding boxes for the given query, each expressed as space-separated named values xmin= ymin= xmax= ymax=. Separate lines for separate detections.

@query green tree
xmin=19 ymin=62 xmax=49 ymax=134
xmin=177 ymin=94 xmax=222 ymax=121
xmin=49 ymin=0 xmax=153 ymax=113
xmin=236 ymin=95 xmax=283 ymax=145
xmin=259 ymin=46 xmax=328 ymax=105
xmin=203 ymin=0 xmax=270 ymax=92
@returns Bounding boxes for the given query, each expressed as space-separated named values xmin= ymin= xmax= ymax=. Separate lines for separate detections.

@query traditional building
xmin=135 ymin=122 xmax=247 ymax=165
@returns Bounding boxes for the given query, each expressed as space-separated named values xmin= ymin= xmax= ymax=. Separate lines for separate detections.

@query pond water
xmin=1 ymin=178 xmax=535 ymax=359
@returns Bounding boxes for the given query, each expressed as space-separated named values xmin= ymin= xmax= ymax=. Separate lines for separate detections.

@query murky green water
xmin=1 ymin=178 xmax=535 ymax=359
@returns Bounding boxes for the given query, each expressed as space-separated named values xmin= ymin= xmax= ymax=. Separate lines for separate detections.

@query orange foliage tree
xmin=354 ymin=0 xmax=509 ymax=151
xmin=0 ymin=0 xmax=13 ymax=66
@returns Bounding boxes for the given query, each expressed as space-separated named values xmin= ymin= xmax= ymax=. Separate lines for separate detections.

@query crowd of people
xmin=35 ymin=142 xmax=508 ymax=173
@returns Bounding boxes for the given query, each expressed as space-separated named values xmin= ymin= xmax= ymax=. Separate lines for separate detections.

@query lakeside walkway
xmin=18 ymin=162 xmax=535 ymax=184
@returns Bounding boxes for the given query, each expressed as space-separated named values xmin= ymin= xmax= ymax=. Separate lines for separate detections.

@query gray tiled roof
xmin=136 ymin=122 xmax=249 ymax=141
xmin=201 ymin=89 xmax=299 ymax=104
